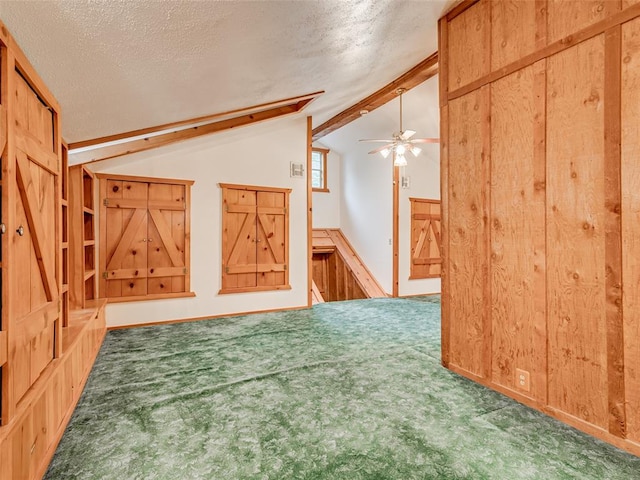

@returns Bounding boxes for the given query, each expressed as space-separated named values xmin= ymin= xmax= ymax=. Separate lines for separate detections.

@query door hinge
xmin=103 ymin=198 xmax=109 ymax=207
xmin=225 ymin=266 xmax=229 ymax=274
xmin=284 ymin=264 xmax=287 ymax=271
xmin=102 ymin=271 xmax=108 ymax=279
xmin=183 ymin=267 xmax=188 ymax=274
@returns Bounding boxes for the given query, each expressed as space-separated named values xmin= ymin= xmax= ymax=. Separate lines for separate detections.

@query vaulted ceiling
xmin=0 ymin=0 xmax=450 ymax=144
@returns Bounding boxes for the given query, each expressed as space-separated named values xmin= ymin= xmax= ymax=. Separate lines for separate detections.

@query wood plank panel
xmin=547 ymin=0 xmax=619 ymax=43
xmin=546 ymin=35 xmax=607 ymax=428
xmin=621 ymin=16 xmax=640 ymax=443
xmin=491 ymin=0 xmax=537 ymax=70
xmin=448 ymin=0 xmax=490 ymax=92
xmin=490 ymin=64 xmax=546 ymax=401
xmin=447 ymin=88 xmax=488 ymax=377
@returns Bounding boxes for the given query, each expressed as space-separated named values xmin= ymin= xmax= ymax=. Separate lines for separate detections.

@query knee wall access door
xmin=98 ymin=174 xmax=193 ymax=302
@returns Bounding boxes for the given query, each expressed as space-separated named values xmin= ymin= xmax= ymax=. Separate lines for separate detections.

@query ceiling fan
xmin=359 ymin=88 xmax=439 ymax=166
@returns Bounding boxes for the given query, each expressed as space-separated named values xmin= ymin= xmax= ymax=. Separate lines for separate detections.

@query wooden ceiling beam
xmin=311 ymin=52 xmax=438 ymax=141
xmin=69 ymin=92 xmax=322 ymax=165
xmin=69 ymin=91 xmax=323 ymax=151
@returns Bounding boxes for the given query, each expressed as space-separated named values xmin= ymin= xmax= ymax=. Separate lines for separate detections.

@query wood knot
xmin=582 ymin=222 xmax=591 ymax=230
xmin=112 ymin=185 xmax=119 ymax=192
xmin=571 ymin=172 xmax=577 ymax=179
xmin=129 ymin=282 xmax=134 ymax=288
xmin=534 ymin=181 xmax=546 ymax=191
xmin=160 ymin=283 xmax=165 ymax=289
xmin=623 ymin=55 xmax=632 ymax=64
xmin=573 ymin=272 xmax=579 ymax=280
xmin=132 ymin=250 xmax=137 ymax=255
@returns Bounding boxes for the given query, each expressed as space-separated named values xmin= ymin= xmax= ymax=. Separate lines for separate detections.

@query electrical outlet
xmin=516 ymin=368 xmax=530 ymax=392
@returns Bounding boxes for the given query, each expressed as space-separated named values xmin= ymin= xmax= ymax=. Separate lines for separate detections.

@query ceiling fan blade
xmin=409 ymin=138 xmax=440 ymax=144
xmin=400 ymin=130 xmax=416 ymax=140
xmin=359 ymin=139 xmax=394 ymax=143
xmin=368 ymin=144 xmax=394 ymax=155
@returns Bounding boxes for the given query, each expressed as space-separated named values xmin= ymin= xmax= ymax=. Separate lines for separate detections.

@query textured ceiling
xmin=0 ymin=0 xmax=450 ymax=143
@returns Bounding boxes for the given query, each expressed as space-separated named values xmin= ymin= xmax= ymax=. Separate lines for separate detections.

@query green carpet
xmin=45 ymin=298 xmax=640 ymax=479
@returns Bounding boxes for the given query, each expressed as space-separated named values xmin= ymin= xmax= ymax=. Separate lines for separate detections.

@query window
xmin=311 ymin=147 xmax=329 ymax=192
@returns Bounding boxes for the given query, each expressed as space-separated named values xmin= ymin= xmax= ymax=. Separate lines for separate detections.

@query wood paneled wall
xmin=439 ymin=0 xmax=640 ymax=456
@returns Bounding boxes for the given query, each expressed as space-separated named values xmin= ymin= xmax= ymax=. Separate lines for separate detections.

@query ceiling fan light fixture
xmin=410 ymin=146 xmax=422 ymax=157
xmin=396 ymin=144 xmax=406 ymax=155
xmin=394 ymin=154 xmax=407 ymax=167
xmin=380 ymin=148 xmax=391 ymax=159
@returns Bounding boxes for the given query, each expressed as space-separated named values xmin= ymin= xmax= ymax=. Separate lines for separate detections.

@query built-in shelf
xmin=69 ymin=165 xmax=97 ymax=309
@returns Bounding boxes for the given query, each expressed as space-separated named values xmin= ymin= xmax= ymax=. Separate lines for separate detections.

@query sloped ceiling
xmin=0 ymin=0 xmax=450 ymax=144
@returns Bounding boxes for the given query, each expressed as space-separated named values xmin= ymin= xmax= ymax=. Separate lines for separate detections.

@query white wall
xmin=311 ymin=142 xmax=341 ymax=228
xmin=84 ymin=115 xmax=309 ymax=327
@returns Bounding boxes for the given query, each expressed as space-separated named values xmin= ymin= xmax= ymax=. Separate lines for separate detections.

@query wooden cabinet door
xmin=103 ymin=179 xmax=149 ymax=298
xmin=220 ymin=184 xmax=290 ymax=293
xmin=146 ymin=182 xmax=188 ymax=295
xmin=222 ymin=187 xmax=258 ymax=290
xmin=410 ymin=198 xmax=442 ymax=279
xmin=256 ymin=190 xmax=287 ymax=287
xmin=100 ymin=175 xmax=191 ymax=301
xmin=11 ymin=74 xmax=59 ymax=403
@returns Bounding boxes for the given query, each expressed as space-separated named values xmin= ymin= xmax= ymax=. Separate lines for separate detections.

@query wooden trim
xmin=480 ymin=84 xmax=492 ymax=380
xmin=534 ymin=0 xmax=548 ymax=49
xmin=532 ymin=59 xmax=548 ymax=404
xmin=107 ymin=304 xmax=308 ymax=330
xmin=604 ymin=24 xmax=626 ymax=438
xmin=0 ymin=331 xmax=6 ymax=366
xmin=95 ymin=172 xmax=194 ymax=185
xmin=440 ymin=104 xmax=450 ymax=368
xmin=446 ymin=362 xmax=640 ymax=458
xmin=312 ymin=52 xmax=438 ymax=140
xmin=105 ymin=291 xmax=196 ymax=304
xmin=312 ymin=188 xmax=330 ymax=193
xmin=69 ymin=95 xmax=320 ymax=165
xmin=218 ymin=285 xmax=292 ymax=295
xmin=444 ymin=0 xmax=480 ymax=21
xmin=408 ymin=197 xmax=440 ymax=204
xmin=69 ymin=91 xmax=324 ymax=150
xmin=438 ymin=14 xmax=449 ymax=369
xmin=392 ymin=163 xmax=399 ymax=297
xmin=307 ymin=117 xmax=313 ymax=308
xmin=218 ymin=182 xmax=292 ymax=194
xmin=1 ymin=47 xmax=16 ymax=425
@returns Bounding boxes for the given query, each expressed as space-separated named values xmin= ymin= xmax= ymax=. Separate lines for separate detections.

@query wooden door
xmin=222 ymin=187 xmax=258 ymax=291
xmin=11 ymin=72 xmax=59 ymax=403
xmin=256 ymin=190 xmax=287 ymax=287
xmin=220 ymin=184 xmax=290 ymax=293
xmin=410 ymin=198 xmax=442 ymax=279
xmin=146 ymin=182 xmax=188 ymax=295
xmin=103 ymin=179 xmax=149 ymax=298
